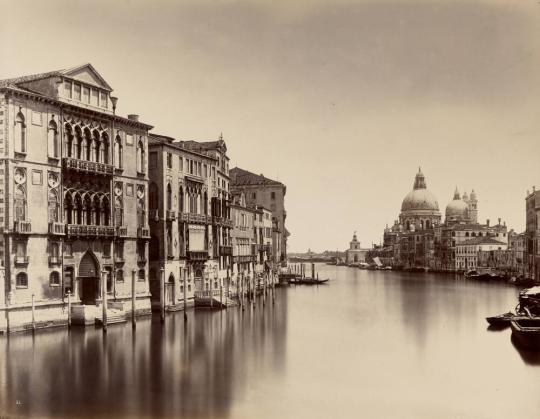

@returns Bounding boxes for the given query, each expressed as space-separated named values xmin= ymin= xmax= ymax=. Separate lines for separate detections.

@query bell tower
xmin=468 ymin=189 xmax=478 ymax=224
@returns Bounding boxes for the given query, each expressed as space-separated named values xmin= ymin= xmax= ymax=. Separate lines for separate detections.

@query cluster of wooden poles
xmin=289 ymin=263 xmax=318 ymax=278
xmin=26 ymin=268 xmax=279 ymax=335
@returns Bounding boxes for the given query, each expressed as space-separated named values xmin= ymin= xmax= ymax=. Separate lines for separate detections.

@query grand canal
xmin=1 ymin=264 xmax=540 ymax=419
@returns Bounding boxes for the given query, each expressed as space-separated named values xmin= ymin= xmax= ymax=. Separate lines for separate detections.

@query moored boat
xmin=510 ymin=318 xmax=540 ymax=350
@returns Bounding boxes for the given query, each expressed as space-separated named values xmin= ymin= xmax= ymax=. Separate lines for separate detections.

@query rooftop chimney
xmin=486 ymin=219 xmax=490 ymax=226
xmin=111 ymin=96 xmax=118 ymax=115
xmin=127 ymin=114 xmax=139 ymax=122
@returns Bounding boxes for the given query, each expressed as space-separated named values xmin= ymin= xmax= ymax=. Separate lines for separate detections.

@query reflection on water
xmin=1 ymin=266 xmax=540 ymax=419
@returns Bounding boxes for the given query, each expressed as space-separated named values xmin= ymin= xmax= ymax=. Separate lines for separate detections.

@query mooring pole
xmin=31 ymin=294 xmax=36 ymax=332
xmin=160 ymin=267 xmax=165 ymax=323
xmin=67 ymin=291 xmax=72 ymax=328
xmin=131 ymin=269 xmax=137 ymax=329
xmin=183 ymin=267 xmax=188 ymax=322
xmin=102 ymin=270 xmax=108 ymax=333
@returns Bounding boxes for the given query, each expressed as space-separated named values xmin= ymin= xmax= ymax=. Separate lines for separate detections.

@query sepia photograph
xmin=1 ymin=0 xmax=540 ymax=418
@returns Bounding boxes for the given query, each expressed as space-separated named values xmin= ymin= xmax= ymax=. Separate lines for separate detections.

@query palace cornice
xmin=1 ymin=86 xmax=153 ymax=131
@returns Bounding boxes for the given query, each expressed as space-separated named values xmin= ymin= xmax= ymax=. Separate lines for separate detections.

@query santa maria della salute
xmin=365 ymin=168 xmax=509 ymax=271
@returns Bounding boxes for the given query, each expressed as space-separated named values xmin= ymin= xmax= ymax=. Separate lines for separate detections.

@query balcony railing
xmin=15 ymin=256 xmax=29 ymax=265
xmin=233 ymin=255 xmax=254 ymax=263
xmin=212 ymin=216 xmax=234 ymax=228
xmin=137 ymin=226 xmax=151 ymax=239
xmin=185 ymin=213 xmax=210 ymax=224
xmin=188 ymin=251 xmax=209 ymax=261
xmin=66 ymin=224 xmax=115 ymax=237
xmin=63 ymin=157 xmax=114 ymax=176
xmin=166 ymin=210 xmax=176 ymax=221
xmin=194 ymin=289 xmax=221 ymax=298
xmin=48 ymin=221 xmax=65 ymax=235
xmin=220 ymin=245 xmax=233 ymax=256
xmin=13 ymin=220 xmax=31 ymax=234
xmin=117 ymin=226 xmax=128 ymax=237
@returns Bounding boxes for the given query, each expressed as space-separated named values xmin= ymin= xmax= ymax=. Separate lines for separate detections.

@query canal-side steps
xmin=72 ymin=305 xmax=127 ymax=326
xmin=194 ymin=290 xmax=238 ymax=309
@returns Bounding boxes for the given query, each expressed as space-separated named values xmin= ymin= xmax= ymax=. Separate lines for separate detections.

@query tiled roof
xmin=230 ymin=167 xmax=283 ymax=187
xmin=0 ymin=69 xmax=63 ymax=88
xmin=459 ymin=237 xmax=506 ymax=246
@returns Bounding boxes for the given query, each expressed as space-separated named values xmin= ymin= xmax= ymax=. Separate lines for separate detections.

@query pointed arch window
xmin=93 ymin=131 xmax=100 ymax=162
xmin=166 ymin=183 xmax=172 ymax=211
xmin=48 ymin=119 xmax=59 ymax=158
xmin=137 ymin=197 xmax=145 ymax=228
xmin=75 ymin=127 xmax=83 ymax=159
xmin=65 ymin=125 xmax=74 ymax=158
xmin=179 ymin=187 xmax=184 ymax=214
xmin=115 ymin=197 xmax=124 ymax=226
xmin=48 ymin=190 xmax=60 ymax=222
xmin=14 ymin=111 xmax=26 ymax=153
xmin=114 ymin=135 xmax=123 ymax=169
xmin=102 ymin=133 xmax=110 ymax=164
xmin=136 ymin=140 xmax=145 ymax=173
xmin=14 ymin=185 xmax=26 ymax=221
xmin=84 ymin=195 xmax=93 ymax=225
xmin=64 ymin=193 xmax=73 ymax=224
xmin=84 ymin=129 xmax=92 ymax=161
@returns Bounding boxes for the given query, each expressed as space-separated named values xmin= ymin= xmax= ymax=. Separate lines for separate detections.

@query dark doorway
xmin=78 ymin=251 xmax=100 ymax=305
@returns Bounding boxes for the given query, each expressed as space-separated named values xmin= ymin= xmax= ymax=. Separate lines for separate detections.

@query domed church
xmin=399 ymin=168 xmax=441 ymax=231
xmin=445 ymin=187 xmax=478 ymax=224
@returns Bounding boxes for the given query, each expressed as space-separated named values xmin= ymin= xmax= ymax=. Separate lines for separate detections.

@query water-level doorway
xmin=78 ymin=251 xmax=100 ymax=305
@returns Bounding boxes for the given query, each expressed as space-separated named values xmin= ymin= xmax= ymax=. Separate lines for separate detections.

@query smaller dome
xmin=445 ymin=188 xmax=468 ymax=220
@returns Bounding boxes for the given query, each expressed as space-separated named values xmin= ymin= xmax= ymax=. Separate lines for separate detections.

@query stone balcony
xmin=62 ymin=157 xmax=114 ymax=176
xmin=137 ymin=226 xmax=151 ymax=239
xmin=233 ymin=255 xmax=255 ymax=263
xmin=188 ymin=250 xmax=209 ymax=261
xmin=15 ymin=255 xmax=29 ymax=266
xmin=117 ymin=226 xmax=128 ymax=238
xmin=181 ymin=213 xmax=211 ymax=224
xmin=212 ymin=216 xmax=234 ymax=228
xmin=13 ymin=220 xmax=32 ymax=234
xmin=48 ymin=221 xmax=65 ymax=235
xmin=66 ymin=224 xmax=115 ymax=237
xmin=48 ymin=256 xmax=61 ymax=266
xmin=166 ymin=210 xmax=176 ymax=221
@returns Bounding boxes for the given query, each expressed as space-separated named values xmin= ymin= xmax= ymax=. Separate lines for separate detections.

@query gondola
xmin=510 ymin=318 xmax=540 ymax=350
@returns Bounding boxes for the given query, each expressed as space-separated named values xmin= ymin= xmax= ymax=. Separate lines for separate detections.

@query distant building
xmin=525 ymin=188 xmax=540 ymax=281
xmin=230 ymin=168 xmax=288 ymax=263
xmin=456 ymin=237 xmax=507 ymax=271
xmin=345 ymin=232 xmax=368 ymax=263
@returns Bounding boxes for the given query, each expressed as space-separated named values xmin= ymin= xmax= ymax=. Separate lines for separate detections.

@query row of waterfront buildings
xmin=346 ymin=168 xmax=537 ymax=281
xmin=0 ymin=64 xmax=289 ymax=333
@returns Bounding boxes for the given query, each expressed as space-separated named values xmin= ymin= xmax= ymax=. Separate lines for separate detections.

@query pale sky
xmin=2 ymin=0 xmax=540 ymax=252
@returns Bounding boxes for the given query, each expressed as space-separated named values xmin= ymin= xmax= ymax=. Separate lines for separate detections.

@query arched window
xmin=149 ymin=182 xmax=158 ymax=210
xmin=115 ymin=197 xmax=123 ymax=226
xmin=94 ymin=195 xmax=101 ymax=225
xmin=465 ymin=232 xmax=469 ymax=237
xmin=102 ymin=133 xmax=110 ymax=164
xmin=136 ymin=140 xmax=145 ymax=173
xmin=203 ymin=191 xmax=208 ymax=215
xmin=83 ymin=128 xmax=92 ymax=161
xmin=116 ymin=269 xmax=124 ymax=283
xmin=179 ymin=187 xmax=184 ymax=213
xmin=426 ymin=220 xmax=431 ymax=229
xmin=166 ymin=227 xmax=172 ymax=257
xmin=75 ymin=127 xmax=83 ymax=159
xmin=14 ymin=185 xmax=26 ymax=221
xmin=84 ymin=195 xmax=93 ymax=225
xmin=166 ymin=183 xmax=172 ymax=211
xmin=74 ymin=194 xmax=83 ymax=224
xmin=49 ymin=271 xmax=60 ymax=286
xmin=14 ymin=111 xmax=26 ymax=153
xmin=48 ymin=190 xmax=59 ymax=222
xmin=65 ymin=124 xmax=74 ymax=157
xmin=137 ymin=197 xmax=145 ymax=227
xmin=48 ymin=119 xmax=59 ymax=158
xmin=114 ymin=135 xmax=123 ymax=169
xmin=102 ymin=196 xmax=110 ymax=226
xmin=64 ymin=193 xmax=73 ymax=224
xmin=168 ymin=273 xmax=175 ymax=283
xmin=93 ymin=131 xmax=100 ymax=162
xmin=51 ymin=241 xmax=60 ymax=258
xmin=138 ymin=269 xmax=146 ymax=282
xmin=16 ymin=272 xmax=28 ymax=288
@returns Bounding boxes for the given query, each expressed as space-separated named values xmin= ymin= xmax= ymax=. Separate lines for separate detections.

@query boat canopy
xmin=522 ymin=286 xmax=540 ymax=296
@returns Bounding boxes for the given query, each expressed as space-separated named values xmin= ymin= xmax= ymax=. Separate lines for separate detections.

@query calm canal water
xmin=1 ymin=264 xmax=540 ymax=419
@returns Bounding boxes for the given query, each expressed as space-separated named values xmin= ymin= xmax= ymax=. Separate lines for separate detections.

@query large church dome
xmin=400 ymin=169 xmax=439 ymax=212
